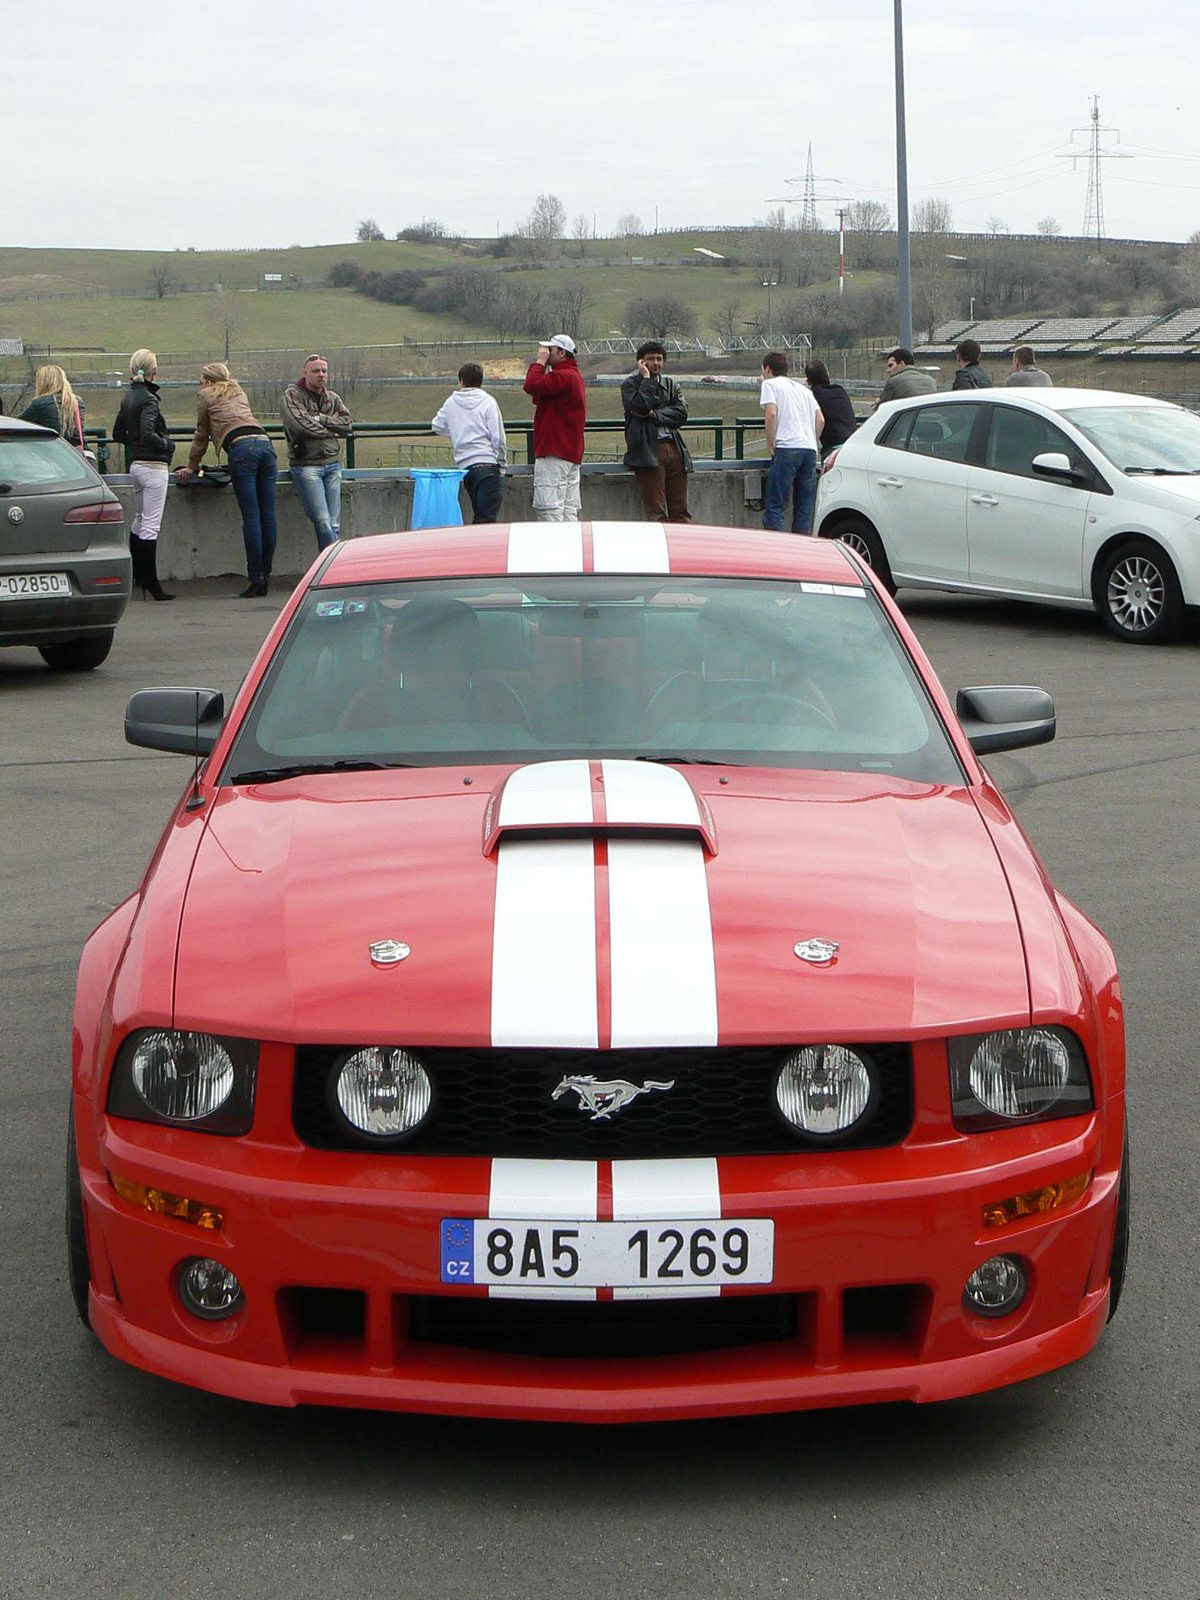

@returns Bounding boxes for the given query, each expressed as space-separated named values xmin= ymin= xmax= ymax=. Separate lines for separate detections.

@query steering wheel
xmin=709 ymin=689 xmax=837 ymax=731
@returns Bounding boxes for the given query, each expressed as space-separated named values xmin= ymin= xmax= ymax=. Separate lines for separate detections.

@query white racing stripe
xmin=607 ymin=836 xmax=718 ymax=1048
xmin=489 ymin=1159 xmax=599 ymax=1300
xmin=506 ymin=522 xmax=584 ymax=573
xmin=491 ymin=837 xmax=598 ymax=1048
xmin=498 ymin=759 xmax=593 ymax=828
xmin=601 ymin=758 xmax=702 ymax=829
xmin=590 ymin=521 xmax=671 ymax=574
xmin=612 ymin=1158 xmax=722 ymax=1299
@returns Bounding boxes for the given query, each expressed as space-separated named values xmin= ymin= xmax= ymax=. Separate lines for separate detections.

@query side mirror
xmin=956 ymin=686 xmax=1055 ymax=756
xmin=1031 ymin=450 xmax=1088 ymax=485
xmin=125 ymin=688 xmax=225 ymax=755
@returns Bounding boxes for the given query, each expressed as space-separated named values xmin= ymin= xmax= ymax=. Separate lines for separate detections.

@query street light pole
xmin=894 ymin=0 xmax=913 ymax=351
xmin=761 ymin=277 xmax=779 ymax=343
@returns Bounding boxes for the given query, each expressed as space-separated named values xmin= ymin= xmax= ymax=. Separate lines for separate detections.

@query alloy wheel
xmin=838 ymin=529 xmax=875 ymax=565
xmin=1107 ymin=555 xmax=1165 ymax=634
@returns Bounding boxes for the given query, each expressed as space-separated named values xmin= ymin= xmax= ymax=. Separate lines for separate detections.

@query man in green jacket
xmin=281 ymin=354 xmax=353 ymax=549
xmin=872 ymin=348 xmax=937 ymax=410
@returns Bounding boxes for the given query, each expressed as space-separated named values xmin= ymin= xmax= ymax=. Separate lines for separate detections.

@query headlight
xmin=949 ymin=1026 xmax=1092 ymax=1131
xmin=329 ymin=1047 xmax=432 ymax=1142
xmin=775 ymin=1045 xmax=877 ymax=1137
xmin=107 ymin=1031 xmax=257 ymax=1134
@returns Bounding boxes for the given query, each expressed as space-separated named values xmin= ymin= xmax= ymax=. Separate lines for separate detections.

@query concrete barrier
xmin=107 ymin=464 xmax=769 ymax=581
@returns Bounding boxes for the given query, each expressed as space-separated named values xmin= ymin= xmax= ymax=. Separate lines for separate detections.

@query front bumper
xmin=76 ymin=1100 xmax=1122 ymax=1422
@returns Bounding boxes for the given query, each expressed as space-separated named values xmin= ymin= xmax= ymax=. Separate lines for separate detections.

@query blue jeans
xmin=762 ymin=447 xmax=819 ymax=533
xmin=463 ymin=463 xmax=504 ymax=524
xmin=227 ymin=435 xmax=277 ymax=583
xmin=290 ymin=460 xmax=342 ymax=549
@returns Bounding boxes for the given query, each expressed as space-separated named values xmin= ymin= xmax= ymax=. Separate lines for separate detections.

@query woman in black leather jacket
xmin=113 ymin=348 xmax=174 ymax=600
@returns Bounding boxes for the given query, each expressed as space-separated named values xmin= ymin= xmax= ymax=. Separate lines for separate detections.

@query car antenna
xmin=184 ymin=690 xmax=206 ymax=811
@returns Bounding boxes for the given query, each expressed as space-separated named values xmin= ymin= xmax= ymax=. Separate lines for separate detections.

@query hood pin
xmin=793 ymin=938 xmax=839 ymax=966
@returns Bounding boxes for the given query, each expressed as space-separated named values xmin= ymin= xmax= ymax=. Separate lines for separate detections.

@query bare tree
xmin=912 ymin=196 xmax=954 ymax=234
xmin=206 ymin=290 xmax=247 ymax=362
xmin=710 ymin=298 xmax=744 ymax=346
xmin=147 ymin=260 xmax=176 ymax=299
xmin=986 ymin=215 xmax=1009 ymax=237
xmin=624 ymin=296 xmax=697 ymax=340
xmin=550 ymin=284 xmax=593 ymax=340
xmin=1179 ymin=227 xmax=1200 ymax=300
xmin=1036 ymin=215 xmax=1062 ymax=238
xmin=846 ymin=199 xmax=891 ymax=268
xmin=616 ymin=213 xmax=643 ymax=238
xmin=570 ymin=213 xmax=591 ymax=259
xmin=526 ymin=193 xmax=567 ymax=241
xmin=356 ymin=219 xmax=385 ymax=242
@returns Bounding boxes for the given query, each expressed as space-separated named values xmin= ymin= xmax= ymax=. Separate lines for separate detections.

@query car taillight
xmin=63 ymin=502 xmax=123 ymax=523
xmin=821 ymin=450 xmax=840 ymax=473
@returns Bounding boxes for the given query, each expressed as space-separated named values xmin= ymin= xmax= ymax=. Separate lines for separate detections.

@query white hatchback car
xmin=816 ymin=388 xmax=1200 ymax=643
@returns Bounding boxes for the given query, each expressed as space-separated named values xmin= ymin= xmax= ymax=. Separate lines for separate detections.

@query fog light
xmin=178 ymin=1257 xmax=243 ymax=1320
xmin=775 ymin=1045 xmax=876 ymax=1136
xmin=963 ymin=1255 xmax=1027 ymax=1318
xmin=331 ymin=1046 xmax=432 ymax=1141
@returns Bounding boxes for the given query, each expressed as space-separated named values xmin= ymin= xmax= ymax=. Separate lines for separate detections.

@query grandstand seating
xmin=1138 ymin=310 xmax=1200 ymax=342
xmin=1100 ymin=316 xmax=1161 ymax=341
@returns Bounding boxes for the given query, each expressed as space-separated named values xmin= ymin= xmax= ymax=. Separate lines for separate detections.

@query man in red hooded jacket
xmin=523 ymin=334 xmax=587 ymax=521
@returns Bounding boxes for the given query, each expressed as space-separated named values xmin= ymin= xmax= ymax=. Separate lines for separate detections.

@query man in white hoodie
xmin=430 ymin=363 xmax=508 ymax=523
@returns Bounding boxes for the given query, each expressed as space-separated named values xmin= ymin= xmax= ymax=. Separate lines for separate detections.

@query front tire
xmin=66 ymin=1108 xmax=93 ymax=1329
xmin=39 ymin=630 xmax=115 ymax=672
xmin=1095 ymin=540 xmax=1184 ymax=644
xmin=1107 ymin=1128 xmax=1130 ymax=1323
xmin=824 ymin=516 xmax=896 ymax=596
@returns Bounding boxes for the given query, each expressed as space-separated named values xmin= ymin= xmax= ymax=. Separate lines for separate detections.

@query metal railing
xmin=84 ymin=416 xmax=773 ymax=475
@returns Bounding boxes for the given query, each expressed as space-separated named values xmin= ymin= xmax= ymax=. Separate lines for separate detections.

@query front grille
xmin=408 ymin=1292 xmax=800 ymax=1359
xmin=292 ymin=1044 xmax=913 ymax=1156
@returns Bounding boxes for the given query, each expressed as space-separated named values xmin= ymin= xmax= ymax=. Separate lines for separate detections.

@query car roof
xmin=318 ymin=523 xmax=868 ymax=587
xmin=0 ymin=416 xmax=57 ymax=436
xmin=875 ymin=386 xmax=1178 ymax=415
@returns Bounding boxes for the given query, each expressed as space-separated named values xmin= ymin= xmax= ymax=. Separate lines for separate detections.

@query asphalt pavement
xmin=1 ymin=579 xmax=1197 ymax=1599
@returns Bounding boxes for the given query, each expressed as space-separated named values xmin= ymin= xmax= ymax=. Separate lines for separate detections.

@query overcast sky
xmin=7 ymin=0 xmax=1200 ymax=250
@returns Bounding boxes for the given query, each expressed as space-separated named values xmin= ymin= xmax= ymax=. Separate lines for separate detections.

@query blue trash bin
xmin=409 ymin=467 xmax=466 ymax=530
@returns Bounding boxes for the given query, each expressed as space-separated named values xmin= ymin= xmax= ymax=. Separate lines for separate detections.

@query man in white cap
xmin=523 ymin=334 xmax=587 ymax=521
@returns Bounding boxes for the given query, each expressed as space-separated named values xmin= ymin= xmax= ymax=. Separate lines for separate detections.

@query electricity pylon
xmin=1060 ymin=96 xmax=1131 ymax=245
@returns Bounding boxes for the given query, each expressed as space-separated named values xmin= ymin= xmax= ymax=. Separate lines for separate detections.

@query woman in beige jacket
xmin=177 ymin=363 xmax=277 ymax=597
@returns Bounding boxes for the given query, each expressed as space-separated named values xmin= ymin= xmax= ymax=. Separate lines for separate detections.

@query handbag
xmin=196 ymin=465 xmax=233 ymax=487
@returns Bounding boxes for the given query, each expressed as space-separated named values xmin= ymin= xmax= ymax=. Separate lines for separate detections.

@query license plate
xmin=0 ymin=573 xmax=72 ymax=599
xmin=440 ymin=1217 xmax=773 ymax=1289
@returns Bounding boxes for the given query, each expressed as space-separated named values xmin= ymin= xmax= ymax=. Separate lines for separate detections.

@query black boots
xmin=239 ymin=579 xmax=269 ymax=598
xmin=131 ymin=537 xmax=175 ymax=602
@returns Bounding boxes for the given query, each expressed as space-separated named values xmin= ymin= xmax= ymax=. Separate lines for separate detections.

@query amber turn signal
xmin=110 ymin=1174 xmax=223 ymax=1231
xmin=982 ymin=1170 xmax=1092 ymax=1229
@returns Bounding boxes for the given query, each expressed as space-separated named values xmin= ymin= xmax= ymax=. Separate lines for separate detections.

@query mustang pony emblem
xmin=552 ymin=1074 xmax=675 ymax=1121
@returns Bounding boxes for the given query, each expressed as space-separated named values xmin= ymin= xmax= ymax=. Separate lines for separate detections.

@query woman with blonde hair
xmin=112 ymin=348 xmax=174 ymax=601
xmin=177 ymin=361 xmax=277 ymax=597
xmin=20 ymin=364 xmax=85 ymax=444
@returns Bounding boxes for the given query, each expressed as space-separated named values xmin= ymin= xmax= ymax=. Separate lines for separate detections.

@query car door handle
xmin=876 ymin=476 xmax=904 ymax=488
xmin=970 ymin=493 xmax=1000 ymax=506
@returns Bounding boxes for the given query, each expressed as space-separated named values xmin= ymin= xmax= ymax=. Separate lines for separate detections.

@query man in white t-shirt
xmin=759 ymin=350 xmax=823 ymax=533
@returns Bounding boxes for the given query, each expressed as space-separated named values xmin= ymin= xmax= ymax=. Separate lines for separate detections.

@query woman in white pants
xmin=112 ymin=348 xmax=175 ymax=601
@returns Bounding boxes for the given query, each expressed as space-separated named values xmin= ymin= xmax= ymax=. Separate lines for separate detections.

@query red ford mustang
xmin=68 ymin=522 xmax=1128 ymax=1421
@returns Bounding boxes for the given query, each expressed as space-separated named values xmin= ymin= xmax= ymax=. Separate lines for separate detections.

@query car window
xmin=983 ymin=407 xmax=1082 ymax=480
xmin=892 ymin=404 xmax=979 ymax=464
xmin=1060 ymin=405 xmax=1200 ymax=475
xmin=877 ymin=410 xmax=916 ymax=451
xmin=224 ymin=576 xmax=964 ymax=784
xmin=0 ymin=434 xmax=94 ymax=492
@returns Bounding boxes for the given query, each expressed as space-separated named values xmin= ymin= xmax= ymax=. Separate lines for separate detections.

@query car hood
xmin=171 ymin=763 xmax=1032 ymax=1046
xmin=1126 ymin=472 xmax=1200 ymax=512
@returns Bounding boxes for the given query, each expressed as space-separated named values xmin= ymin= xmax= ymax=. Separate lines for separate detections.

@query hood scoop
xmin=483 ymin=759 xmax=717 ymax=855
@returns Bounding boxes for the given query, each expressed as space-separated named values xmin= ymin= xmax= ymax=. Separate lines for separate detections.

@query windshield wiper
xmin=228 ymin=760 xmax=415 ymax=784
xmin=632 ymin=755 xmax=748 ymax=767
xmin=1123 ymin=466 xmax=1200 ymax=475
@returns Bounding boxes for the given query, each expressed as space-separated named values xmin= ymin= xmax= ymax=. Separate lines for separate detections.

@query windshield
xmin=224 ymin=576 xmax=964 ymax=783
xmin=1062 ymin=405 xmax=1200 ymax=474
xmin=0 ymin=434 xmax=94 ymax=492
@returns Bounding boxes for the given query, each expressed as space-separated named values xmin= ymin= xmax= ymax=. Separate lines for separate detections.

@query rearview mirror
xmin=956 ymin=686 xmax=1055 ymax=756
xmin=125 ymin=688 xmax=225 ymax=755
